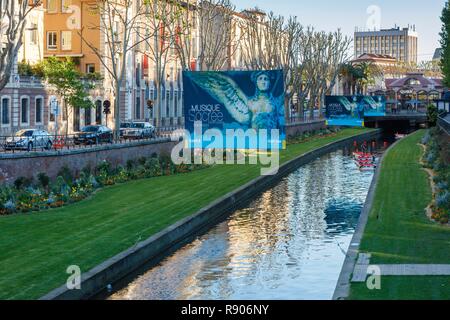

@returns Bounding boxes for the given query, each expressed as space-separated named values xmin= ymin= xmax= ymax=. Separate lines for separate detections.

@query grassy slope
xmin=350 ymin=130 xmax=450 ymax=300
xmin=0 ymin=128 xmax=370 ymax=299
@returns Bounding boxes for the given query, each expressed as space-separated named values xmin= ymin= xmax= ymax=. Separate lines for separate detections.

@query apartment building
xmin=354 ymin=26 xmax=418 ymax=64
xmin=0 ymin=1 xmax=267 ymax=135
xmin=0 ymin=2 xmax=48 ymax=136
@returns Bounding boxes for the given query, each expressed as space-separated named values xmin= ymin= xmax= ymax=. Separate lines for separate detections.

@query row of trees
xmin=78 ymin=0 xmax=352 ymax=128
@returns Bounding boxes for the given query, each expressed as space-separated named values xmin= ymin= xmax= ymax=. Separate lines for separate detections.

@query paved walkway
xmin=351 ymin=253 xmax=450 ymax=282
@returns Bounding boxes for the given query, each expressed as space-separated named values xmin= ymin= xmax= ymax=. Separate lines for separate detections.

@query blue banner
xmin=183 ymin=70 xmax=286 ymax=150
xmin=325 ymin=95 xmax=386 ymax=126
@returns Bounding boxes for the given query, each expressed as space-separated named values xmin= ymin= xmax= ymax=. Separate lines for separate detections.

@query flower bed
xmin=421 ymin=127 xmax=450 ymax=224
xmin=0 ymin=128 xmax=343 ymax=217
xmin=0 ymin=153 xmax=209 ymax=216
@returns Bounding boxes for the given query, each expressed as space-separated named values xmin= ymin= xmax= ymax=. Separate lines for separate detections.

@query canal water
xmin=110 ymin=142 xmax=386 ymax=300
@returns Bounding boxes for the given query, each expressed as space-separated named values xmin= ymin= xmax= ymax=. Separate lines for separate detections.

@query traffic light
xmin=103 ymin=100 xmax=111 ymax=115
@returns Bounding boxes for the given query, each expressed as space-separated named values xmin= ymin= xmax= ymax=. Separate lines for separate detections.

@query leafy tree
xmin=40 ymin=57 xmax=94 ymax=134
xmin=440 ymin=1 xmax=450 ymax=87
xmin=353 ymin=62 xmax=381 ymax=94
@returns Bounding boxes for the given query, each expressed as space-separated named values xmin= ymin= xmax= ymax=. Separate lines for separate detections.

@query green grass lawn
xmin=0 ymin=128 xmax=371 ymax=300
xmin=350 ymin=130 xmax=450 ymax=300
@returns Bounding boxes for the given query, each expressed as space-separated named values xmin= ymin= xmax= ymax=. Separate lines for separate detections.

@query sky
xmin=233 ymin=0 xmax=446 ymax=62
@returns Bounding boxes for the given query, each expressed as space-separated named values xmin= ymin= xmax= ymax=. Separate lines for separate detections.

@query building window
xmin=61 ymin=31 xmax=72 ymax=50
xmin=95 ymin=100 xmax=102 ymax=124
xmin=135 ymin=95 xmax=141 ymax=119
xmin=1 ymin=97 xmax=10 ymax=125
xmin=73 ymin=107 xmax=80 ymax=132
xmin=85 ymin=107 xmax=91 ymax=125
xmin=47 ymin=31 xmax=57 ymax=50
xmin=174 ymin=91 xmax=178 ymax=117
xmin=47 ymin=0 xmax=57 ymax=13
xmin=166 ymin=91 xmax=170 ymax=117
xmin=21 ymin=97 xmax=29 ymax=124
xmin=35 ymin=97 xmax=43 ymax=124
xmin=61 ymin=0 xmax=72 ymax=13
xmin=30 ymin=23 xmax=38 ymax=45
xmin=86 ymin=64 xmax=95 ymax=74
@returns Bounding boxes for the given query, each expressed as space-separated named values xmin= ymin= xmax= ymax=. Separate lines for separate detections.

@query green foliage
xmin=13 ymin=177 xmax=33 ymax=190
xmin=40 ymin=57 xmax=94 ymax=113
xmin=441 ymin=1 xmax=450 ymax=87
xmin=17 ymin=61 xmax=45 ymax=77
xmin=37 ymin=173 xmax=50 ymax=189
xmin=427 ymin=104 xmax=439 ymax=126
xmin=83 ymin=72 xmax=103 ymax=81
xmin=57 ymin=165 xmax=74 ymax=186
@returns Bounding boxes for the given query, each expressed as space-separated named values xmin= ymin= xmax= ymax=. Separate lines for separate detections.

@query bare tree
xmin=301 ymin=29 xmax=351 ymax=119
xmin=318 ymin=30 xmax=351 ymax=116
xmin=241 ymin=11 xmax=306 ymax=117
xmin=0 ymin=0 xmax=41 ymax=90
xmin=136 ymin=0 xmax=183 ymax=126
xmin=197 ymin=0 xmax=239 ymax=71
xmin=79 ymin=0 xmax=151 ymax=137
xmin=172 ymin=0 xmax=197 ymax=71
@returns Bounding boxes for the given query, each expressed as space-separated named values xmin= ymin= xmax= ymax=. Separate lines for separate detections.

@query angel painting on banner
xmin=184 ymin=70 xmax=285 ymax=133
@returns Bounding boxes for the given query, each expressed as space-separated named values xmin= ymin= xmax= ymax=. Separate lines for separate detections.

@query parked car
xmin=4 ymin=129 xmax=53 ymax=151
xmin=119 ymin=122 xmax=132 ymax=137
xmin=122 ymin=122 xmax=155 ymax=139
xmin=73 ymin=125 xmax=113 ymax=145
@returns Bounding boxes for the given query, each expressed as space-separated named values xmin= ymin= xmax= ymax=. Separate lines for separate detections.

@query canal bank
xmin=332 ymin=135 xmax=403 ymax=300
xmin=39 ymin=129 xmax=381 ymax=300
xmin=339 ymin=130 xmax=450 ymax=300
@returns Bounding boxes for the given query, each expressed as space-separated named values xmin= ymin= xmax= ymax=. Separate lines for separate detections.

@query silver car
xmin=4 ymin=129 xmax=53 ymax=151
xmin=122 ymin=122 xmax=155 ymax=139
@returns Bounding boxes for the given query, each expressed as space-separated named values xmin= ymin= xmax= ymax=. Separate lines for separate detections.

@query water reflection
xmin=110 ymin=149 xmax=374 ymax=300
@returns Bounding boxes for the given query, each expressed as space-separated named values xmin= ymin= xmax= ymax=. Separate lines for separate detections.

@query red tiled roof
xmin=352 ymin=53 xmax=397 ymax=63
xmin=386 ymin=73 xmax=444 ymax=89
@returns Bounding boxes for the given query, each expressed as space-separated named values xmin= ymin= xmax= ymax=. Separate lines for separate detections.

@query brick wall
xmin=0 ymin=139 xmax=177 ymax=185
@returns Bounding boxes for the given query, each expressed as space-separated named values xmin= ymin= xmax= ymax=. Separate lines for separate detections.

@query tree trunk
xmin=114 ymin=80 xmax=121 ymax=140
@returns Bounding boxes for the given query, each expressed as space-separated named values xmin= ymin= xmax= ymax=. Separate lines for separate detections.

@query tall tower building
xmin=354 ymin=26 xmax=418 ymax=64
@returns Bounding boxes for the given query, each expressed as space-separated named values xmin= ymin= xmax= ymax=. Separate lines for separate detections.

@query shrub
xmin=427 ymin=104 xmax=438 ymax=126
xmin=421 ymin=131 xmax=431 ymax=145
xmin=436 ymin=181 xmax=448 ymax=191
xmin=137 ymin=157 xmax=147 ymax=166
xmin=126 ymin=159 xmax=136 ymax=171
xmin=82 ymin=165 xmax=92 ymax=176
xmin=3 ymin=199 xmax=16 ymax=213
xmin=96 ymin=160 xmax=111 ymax=175
xmin=14 ymin=176 xmax=33 ymax=190
xmin=114 ymin=166 xmax=129 ymax=183
xmin=18 ymin=61 xmax=34 ymax=76
xmin=53 ymin=176 xmax=70 ymax=196
xmin=436 ymin=191 xmax=450 ymax=209
xmin=57 ymin=165 xmax=74 ymax=186
xmin=145 ymin=158 xmax=161 ymax=176
xmin=37 ymin=172 xmax=50 ymax=189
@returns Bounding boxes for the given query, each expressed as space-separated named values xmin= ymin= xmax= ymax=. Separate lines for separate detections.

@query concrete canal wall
xmin=40 ymin=129 xmax=381 ymax=300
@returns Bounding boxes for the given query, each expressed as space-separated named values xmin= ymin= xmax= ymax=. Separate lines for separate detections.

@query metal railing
xmin=0 ymin=126 xmax=184 ymax=154
xmin=287 ymin=110 xmax=323 ymax=124
xmin=438 ymin=112 xmax=450 ymax=135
